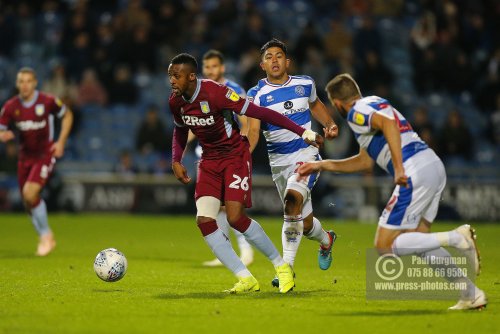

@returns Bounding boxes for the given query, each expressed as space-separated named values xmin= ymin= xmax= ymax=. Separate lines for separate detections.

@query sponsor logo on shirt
xmin=266 ymin=95 xmax=274 ymax=103
xmin=200 ymin=101 xmax=210 ymax=114
xmin=35 ymin=104 xmax=45 ymax=116
xmin=353 ymin=112 xmax=366 ymax=126
xmin=181 ymin=115 xmax=215 ymax=127
xmin=225 ymin=89 xmax=240 ymax=102
xmin=284 ymin=101 xmax=293 ymax=109
xmin=16 ymin=120 xmax=46 ymax=131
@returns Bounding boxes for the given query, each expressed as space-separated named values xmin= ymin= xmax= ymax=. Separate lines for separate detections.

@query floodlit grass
xmin=0 ymin=214 xmax=498 ymax=333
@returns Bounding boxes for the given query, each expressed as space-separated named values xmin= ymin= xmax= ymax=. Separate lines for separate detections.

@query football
xmin=93 ymin=248 xmax=128 ymax=282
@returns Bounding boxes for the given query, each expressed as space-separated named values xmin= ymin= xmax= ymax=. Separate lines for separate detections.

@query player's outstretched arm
xmin=0 ymin=130 xmax=15 ymax=143
xmin=298 ymin=149 xmax=374 ymax=177
xmin=243 ymin=102 xmax=323 ymax=148
xmin=51 ymin=109 xmax=74 ymax=158
xmin=309 ymin=98 xmax=338 ymax=140
xmin=370 ymin=112 xmax=408 ymax=187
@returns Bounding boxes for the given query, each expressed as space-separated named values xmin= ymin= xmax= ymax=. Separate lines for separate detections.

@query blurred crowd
xmin=0 ymin=0 xmax=498 ymax=177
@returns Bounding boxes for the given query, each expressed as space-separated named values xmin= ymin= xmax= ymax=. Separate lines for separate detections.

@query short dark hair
xmin=325 ymin=73 xmax=362 ymax=102
xmin=18 ymin=67 xmax=37 ymax=79
xmin=170 ymin=53 xmax=198 ymax=72
xmin=260 ymin=38 xmax=287 ymax=56
xmin=202 ymin=49 xmax=224 ymax=64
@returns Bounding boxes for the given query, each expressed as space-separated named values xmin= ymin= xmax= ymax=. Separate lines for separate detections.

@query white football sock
xmin=421 ymin=248 xmax=477 ymax=300
xmin=216 ymin=210 xmax=230 ymax=240
xmin=243 ymin=219 xmax=283 ymax=267
xmin=304 ymin=217 xmax=331 ymax=247
xmin=203 ymin=228 xmax=248 ymax=277
xmin=392 ymin=231 xmax=466 ymax=256
xmin=282 ymin=215 xmax=304 ymax=267
xmin=31 ymin=200 xmax=50 ymax=236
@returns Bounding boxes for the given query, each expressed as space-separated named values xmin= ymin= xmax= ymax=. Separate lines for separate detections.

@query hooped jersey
xmin=247 ymin=75 xmax=318 ymax=167
xmin=347 ymin=95 xmax=428 ymax=175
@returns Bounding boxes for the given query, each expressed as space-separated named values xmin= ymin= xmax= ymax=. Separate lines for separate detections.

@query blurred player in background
xmin=168 ymin=53 xmax=322 ymax=293
xmin=298 ymin=73 xmax=487 ymax=310
xmin=247 ymin=39 xmax=339 ymax=288
xmin=198 ymin=49 xmax=254 ymax=267
xmin=0 ymin=67 xmax=73 ymax=256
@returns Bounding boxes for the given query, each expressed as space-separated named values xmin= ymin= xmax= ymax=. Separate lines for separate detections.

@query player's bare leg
xmin=377 ymin=219 xmax=486 ymax=310
xmin=225 ymin=200 xmax=294 ymax=293
xmin=23 ymin=182 xmax=55 ymax=256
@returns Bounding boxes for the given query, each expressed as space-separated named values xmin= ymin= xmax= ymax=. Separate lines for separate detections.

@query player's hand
xmin=302 ymin=129 xmax=323 ymax=148
xmin=394 ymin=169 xmax=408 ymax=188
xmin=323 ymin=123 xmax=339 ymax=140
xmin=297 ymin=161 xmax=322 ymax=181
xmin=172 ymin=161 xmax=191 ymax=184
xmin=0 ymin=130 xmax=15 ymax=143
xmin=51 ymin=141 xmax=65 ymax=158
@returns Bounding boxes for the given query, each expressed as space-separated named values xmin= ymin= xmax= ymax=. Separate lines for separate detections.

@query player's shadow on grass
xmin=155 ymin=290 xmax=328 ymax=300
xmin=93 ymin=289 xmax=126 ymax=293
xmin=328 ymin=309 xmax=447 ymax=316
xmin=0 ymin=251 xmax=35 ymax=259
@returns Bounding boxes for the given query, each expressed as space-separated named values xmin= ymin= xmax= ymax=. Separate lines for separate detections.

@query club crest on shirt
xmin=200 ymin=101 xmax=210 ymax=114
xmin=14 ymin=109 xmax=20 ymax=116
xmin=295 ymin=85 xmax=305 ymax=96
xmin=225 ymin=89 xmax=240 ymax=102
xmin=35 ymin=104 xmax=45 ymax=116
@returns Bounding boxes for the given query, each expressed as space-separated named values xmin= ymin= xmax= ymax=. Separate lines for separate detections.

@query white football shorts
xmin=270 ymin=154 xmax=321 ymax=218
xmin=378 ymin=149 xmax=446 ymax=230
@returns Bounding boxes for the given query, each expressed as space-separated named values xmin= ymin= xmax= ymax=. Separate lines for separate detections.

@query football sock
xmin=239 ymin=218 xmax=283 ymax=267
xmin=216 ymin=210 xmax=230 ymax=240
xmin=304 ymin=217 xmax=331 ymax=247
xmin=282 ymin=215 xmax=304 ymax=267
xmin=235 ymin=230 xmax=252 ymax=253
xmin=31 ymin=200 xmax=50 ymax=236
xmin=421 ymin=247 xmax=477 ymax=300
xmin=392 ymin=231 xmax=465 ymax=256
xmin=198 ymin=221 xmax=247 ymax=276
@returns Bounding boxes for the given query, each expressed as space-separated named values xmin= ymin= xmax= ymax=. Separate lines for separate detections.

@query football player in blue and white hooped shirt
xmin=247 ymin=39 xmax=339 ymax=283
xmin=298 ymin=73 xmax=486 ymax=310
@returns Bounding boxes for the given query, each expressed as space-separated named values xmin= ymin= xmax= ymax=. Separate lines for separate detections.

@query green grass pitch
xmin=0 ymin=214 xmax=499 ymax=333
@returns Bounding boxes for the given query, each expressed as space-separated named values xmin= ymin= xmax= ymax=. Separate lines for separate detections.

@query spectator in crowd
xmin=108 ymin=64 xmax=139 ymax=105
xmin=135 ymin=105 xmax=169 ymax=155
xmin=438 ymin=109 xmax=474 ymax=162
xmin=76 ymin=68 xmax=108 ymax=107
xmin=42 ymin=62 xmax=78 ymax=102
xmin=114 ymin=150 xmax=138 ymax=176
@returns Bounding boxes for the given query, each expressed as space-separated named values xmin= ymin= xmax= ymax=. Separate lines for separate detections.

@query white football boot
xmin=36 ymin=232 xmax=56 ymax=256
xmin=449 ymin=288 xmax=487 ymax=310
xmin=454 ymin=224 xmax=481 ymax=276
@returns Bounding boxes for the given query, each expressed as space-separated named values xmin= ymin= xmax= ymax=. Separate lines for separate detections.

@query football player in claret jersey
xmin=0 ymin=67 xmax=73 ymax=256
xmin=199 ymin=49 xmax=255 ymax=268
xmin=247 ymin=39 xmax=339 ymax=288
xmin=298 ymin=74 xmax=487 ymax=310
xmin=168 ymin=53 xmax=322 ymax=293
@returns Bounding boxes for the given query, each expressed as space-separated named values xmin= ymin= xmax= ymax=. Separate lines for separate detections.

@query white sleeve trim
xmin=239 ymin=99 xmax=250 ymax=115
